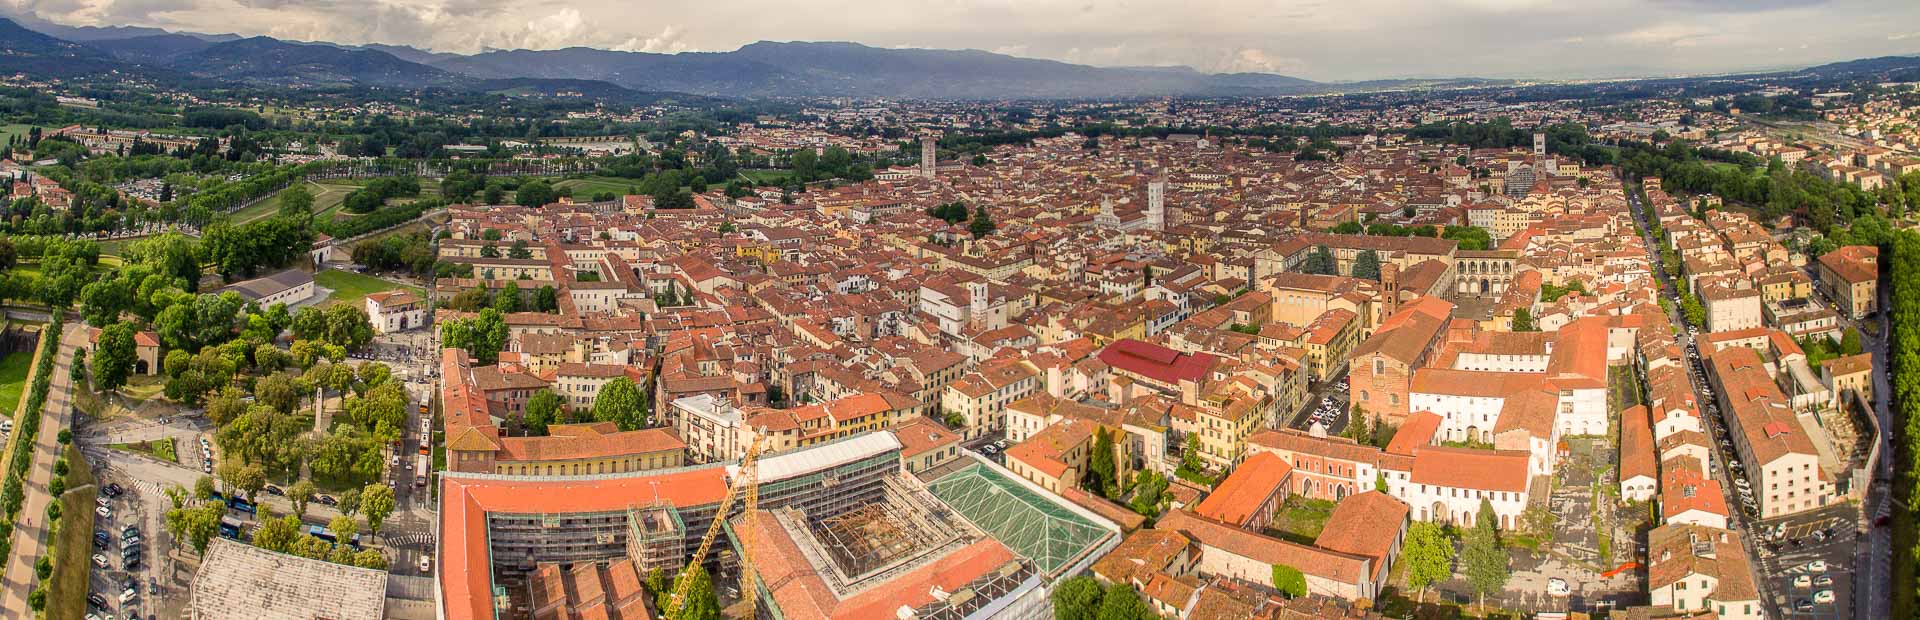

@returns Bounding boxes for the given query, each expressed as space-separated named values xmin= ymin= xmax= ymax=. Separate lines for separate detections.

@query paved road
xmin=0 ymin=325 xmax=82 ymax=618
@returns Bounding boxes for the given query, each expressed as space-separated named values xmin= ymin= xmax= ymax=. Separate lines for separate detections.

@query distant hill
xmin=163 ymin=37 xmax=457 ymax=88
xmin=85 ymin=33 xmax=215 ymax=61
xmin=432 ymin=41 xmax=1328 ymax=99
xmin=0 ymin=17 xmax=134 ymax=77
xmin=1795 ymin=55 xmax=1920 ymax=78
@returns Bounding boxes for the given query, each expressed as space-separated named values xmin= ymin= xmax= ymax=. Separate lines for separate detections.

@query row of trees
xmin=1887 ymin=229 xmax=1920 ymax=611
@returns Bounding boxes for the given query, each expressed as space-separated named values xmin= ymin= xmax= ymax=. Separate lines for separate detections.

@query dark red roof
xmin=1099 ymin=339 xmax=1220 ymax=385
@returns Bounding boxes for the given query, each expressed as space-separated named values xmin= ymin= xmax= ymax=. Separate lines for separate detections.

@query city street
xmin=1628 ymin=185 xmax=1865 ymax=619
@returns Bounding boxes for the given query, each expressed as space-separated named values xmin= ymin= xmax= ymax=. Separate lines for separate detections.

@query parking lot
xmin=1288 ymin=377 xmax=1349 ymax=435
xmin=83 ymin=477 xmax=174 ymax=620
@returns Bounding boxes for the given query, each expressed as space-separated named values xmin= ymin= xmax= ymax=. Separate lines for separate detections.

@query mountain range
xmin=4 ymin=15 xmax=1920 ymax=101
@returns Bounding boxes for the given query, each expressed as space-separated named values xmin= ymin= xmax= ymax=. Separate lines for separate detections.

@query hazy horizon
xmin=6 ymin=0 xmax=1920 ymax=82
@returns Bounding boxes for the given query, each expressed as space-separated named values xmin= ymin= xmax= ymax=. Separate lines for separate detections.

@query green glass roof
xmin=927 ymin=463 xmax=1110 ymax=576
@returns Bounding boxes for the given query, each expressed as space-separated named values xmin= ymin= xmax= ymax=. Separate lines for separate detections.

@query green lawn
xmin=0 ymin=123 xmax=40 ymax=146
xmin=316 ymin=269 xmax=420 ymax=307
xmin=1265 ymin=496 xmax=1338 ymax=545
xmin=0 ymin=351 xmax=33 ymax=415
xmin=45 ymin=446 xmax=96 ymax=620
xmin=556 ymin=176 xmax=641 ymax=199
xmin=109 ymin=437 xmax=177 ymax=463
xmin=739 ymin=169 xmax=790 ymax=185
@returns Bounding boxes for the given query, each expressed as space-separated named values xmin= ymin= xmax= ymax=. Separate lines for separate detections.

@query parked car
xmin=1813 ymin=590 xmax=1834 ymax=604
xmin=1546 ymin=578 xmax=1569 ymax=596
xmin=92 ymin=554 xmax=108 ymax=568
xmin=1807 ymin=560 xmax=1828 ymax=572
xmin=1793 ymin=575 xmax=1811 ymax=589
xmin=264 ymin=485 xmax=284 ymax=496
xmin=96 ymin=506 xmax=112 ymax=518
xmin=1814 ymin=575 xmax=1833 ymax=588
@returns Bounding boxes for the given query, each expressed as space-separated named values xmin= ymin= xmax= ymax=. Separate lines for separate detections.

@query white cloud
xmin=613 ymin=25 xmax=693 ymax=54
xmin=4 ymin=0 xmax=1918 ymax=81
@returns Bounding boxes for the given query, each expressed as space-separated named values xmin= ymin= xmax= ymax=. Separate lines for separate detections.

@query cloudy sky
xmin=7 ymin=0 xmax=1920 ymax=81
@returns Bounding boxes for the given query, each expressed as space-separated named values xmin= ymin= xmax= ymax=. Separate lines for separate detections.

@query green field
xmin=0 ymin=123 xmax=40 ymax=147
xmin=556 ymin=176 xmax=641 ymax=198
xmin=739 ymin=169 xmax=791 ymax=185
xmin=0 ymin=351 xmax=31 ymax=415
xmin=45 ymin=446 xmax=97 ymax=620
xmin=316 ymin=269 xmax=420 ymax=307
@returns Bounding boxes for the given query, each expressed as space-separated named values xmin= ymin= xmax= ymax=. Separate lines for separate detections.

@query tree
xmin=1085 ymin=427 xmax=1118 ymax=498
xmin=194 ymin=475 xmax=216 ymax=500
xmin=1048 ymin=575 xmax=1105 ymax=619
xmin=968 ymin=205 xmax=997 ymax=238
xmin=1302 ymin=245 xmax=1336 ymax=275
xmin=1128 ymin=470 xmax=1168 ymax=516
xmin=1271 ymin=564 xmax=1308 ymax=598
xmin=1462 ymin=498 xmax=1511 ymax=607
xmin=351 ymin=549 xmax=389 ymax=570
xmin=1402 ymin=521 xmax=1455 ymax=603
xmin=360 ymin=484 xmax=395 ymax=535
xmin=164 ymin=499 xmax=225 ymax=554
xmin=217 ymin=460 xmax=266 ymax=502
xmin=535 ymin=285 xmax=559 ymax=312
xmin=250 ymin=515 xmax=304 ymax=554
xmin=494 ymin=281 xmax=521 ymax=313
xmin=1351 ymin=249 xmax=1382 ymax=280
xmin=330 ymin=515 xmax=361 ymax=545
xmin=1342 ymin=405 xmax=1372 ymax=443
xmin=1511 ymin=307 xmax=1537 ymax=332
xmin=1095 ymin=582 xmax=1154 ymax=620
xmin=338 ymin=487 xmax=362 ymax=516
xmin=663 ymin=563 xmax=720 ymax=620
xmin=288 ymin=479 xmax=316 ymax=518
xmin=523 ymin=389 xmax=567 ymax=435
xmin=516 ymin=180 xmax=557 ymax=207
xmin=441 ymin=308 xmax=509 ymax=364
xmin=592 ymin=377 xmax=646 ymax=431
xmin=1840 ymin=326 xmax=1864 ymax=356
xmin=92 ymin=323 xmax=137 ymax=394
xmin=278 ymin=183 xmax=315 ymax=219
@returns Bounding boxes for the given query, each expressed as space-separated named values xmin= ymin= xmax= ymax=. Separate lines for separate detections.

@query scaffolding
xmin=624 ymin=502 xmax=688 ymax=575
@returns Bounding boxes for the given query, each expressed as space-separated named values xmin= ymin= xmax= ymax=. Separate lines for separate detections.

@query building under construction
xmin=438 ymin=431 xmax=1121 ymax=620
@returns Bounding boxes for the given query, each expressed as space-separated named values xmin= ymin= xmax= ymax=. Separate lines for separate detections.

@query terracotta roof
xmin=1099 ymin=338 xmax=1221 ymax=385
xmin=1407 ymin=446 xmax=1530 ymax=493
xmin=1313 ymin=491 xmax=1410 ymax=575
xmin=1193 ymin=451 xmax=1294 ymax=527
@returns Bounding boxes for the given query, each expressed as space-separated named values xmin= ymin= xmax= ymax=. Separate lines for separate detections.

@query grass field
xmin=739 ymin=169 xmax=790 ymax=185
xmin=0 ymin=123 xmax=40 ymax=147
xmin=0 ymin=351 xmax=33 ymax=415
xmin=1265 ymin=496 xmax=1338 ymax=545
xmin=316 ymin=269 xmax=420 ymax=307
xmin=555 ymin=176 xmax=641 ymax=198
xmin=45 ymin=445 xmax=96 ymax=620
xmin=109 ymin=437 xmax=177 ymax=463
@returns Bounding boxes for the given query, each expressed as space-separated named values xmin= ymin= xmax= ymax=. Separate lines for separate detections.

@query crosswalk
xmin=386 ymin=532 xmax=436 ymax=547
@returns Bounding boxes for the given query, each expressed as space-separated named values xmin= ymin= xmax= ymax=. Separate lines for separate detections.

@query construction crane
xmin=666 ymin=436 xmax=765 ymax=619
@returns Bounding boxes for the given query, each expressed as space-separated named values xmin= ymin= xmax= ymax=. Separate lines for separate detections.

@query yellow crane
xmin=665 ymin=436 xmax=764 ymax=619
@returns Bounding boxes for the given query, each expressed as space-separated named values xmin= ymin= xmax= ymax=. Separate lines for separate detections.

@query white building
xmin=365 ymin=290 xmax=427 ymax=334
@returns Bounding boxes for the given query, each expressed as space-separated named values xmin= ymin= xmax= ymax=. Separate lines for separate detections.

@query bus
xmin=218 ymin=519 xmax=243 ymax=540
xmin=414 ymin=454 xmax=430 ymax=487
xmin=307 ymin=525 xmax=362 ymax=549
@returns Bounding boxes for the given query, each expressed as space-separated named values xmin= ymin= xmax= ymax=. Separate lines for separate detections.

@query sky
xmin=6 ymin=0 xmax=1920 ymax=81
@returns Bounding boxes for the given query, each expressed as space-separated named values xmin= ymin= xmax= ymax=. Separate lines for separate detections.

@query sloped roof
xmin=927 ymin=462 xmax=1114 ymax=577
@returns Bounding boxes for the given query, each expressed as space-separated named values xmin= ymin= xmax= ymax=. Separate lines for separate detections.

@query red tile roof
xmin=1193 ymin=451 xmax=1293 ymax=527
xmin=1098 ymin=338 xmax=1220 ymax=385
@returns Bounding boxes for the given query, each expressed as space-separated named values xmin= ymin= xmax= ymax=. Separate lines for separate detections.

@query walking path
xmin=0 ymin=325 xmax=82 ymax=618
